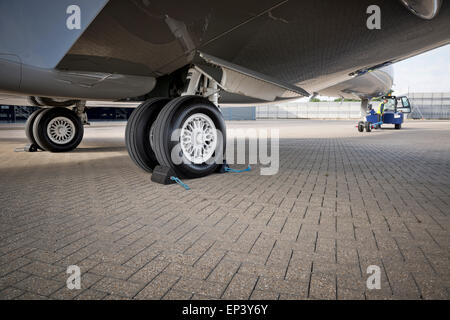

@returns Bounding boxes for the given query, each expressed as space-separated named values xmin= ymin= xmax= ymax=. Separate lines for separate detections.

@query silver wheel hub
xmin=180 ymin=113 xmax=217 ymax=164
xmin=47 ymin=116 xmax=76 ymax=145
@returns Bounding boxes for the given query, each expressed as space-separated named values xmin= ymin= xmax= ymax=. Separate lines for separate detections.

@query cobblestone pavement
xmin=0 ymin=120 xmax=449 ymax=300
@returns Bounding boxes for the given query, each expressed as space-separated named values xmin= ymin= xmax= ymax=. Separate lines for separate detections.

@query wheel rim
xmin=46 ymin=116 xmax=76 ymax=144
xmin=180 ymin=113 xmax=217 ymax=164
xmin=149 ymin=121 xmax=156 ymax=151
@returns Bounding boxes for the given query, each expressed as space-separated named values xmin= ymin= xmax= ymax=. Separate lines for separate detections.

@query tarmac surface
xmin=0 ymin=119 xmax=449 ymax=300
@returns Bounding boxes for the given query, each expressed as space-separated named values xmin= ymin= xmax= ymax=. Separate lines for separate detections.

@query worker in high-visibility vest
xmin=376 ymin=99 xmax=387 ymax=121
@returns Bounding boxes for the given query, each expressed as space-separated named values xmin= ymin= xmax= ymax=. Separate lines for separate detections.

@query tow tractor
xmin=358 ymin=95 xmax=412 ymax=132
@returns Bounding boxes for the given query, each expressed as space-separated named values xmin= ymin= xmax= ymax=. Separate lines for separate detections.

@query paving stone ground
xmin=0 ymin=119 xmax=449 ymax=300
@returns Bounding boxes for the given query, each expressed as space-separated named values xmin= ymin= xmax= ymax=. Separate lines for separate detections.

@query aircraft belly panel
xmin=58 ymin=0 xmax=450 ymax=89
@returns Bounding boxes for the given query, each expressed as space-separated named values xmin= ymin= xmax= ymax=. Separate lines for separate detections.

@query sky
xmin=393 ymin=44 xmax=450 ymax=94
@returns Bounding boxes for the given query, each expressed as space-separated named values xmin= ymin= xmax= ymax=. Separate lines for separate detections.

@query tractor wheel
xmin=358 ymin=121 xmax=364 ymax=132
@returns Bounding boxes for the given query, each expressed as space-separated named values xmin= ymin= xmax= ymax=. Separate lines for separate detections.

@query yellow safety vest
xmin=376 ymin=103 xmax=385 ymax=115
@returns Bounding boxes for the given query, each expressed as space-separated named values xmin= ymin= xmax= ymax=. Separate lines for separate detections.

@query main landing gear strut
xmin=125 ymin=68 xmax=227 ymax=180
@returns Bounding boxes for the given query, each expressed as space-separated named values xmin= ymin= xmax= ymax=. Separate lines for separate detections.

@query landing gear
xmin=24 ymin=97 xmax=87 ymax=152
xmin=153 ymin=96 xmax=225 ymax=179
xmin=32 ymin=107 xmax=84 ymax=152
xmin=125 ymin=96 xmax=226 ymax=179
xmin=25 ymin=108 xmax=46 ymax=149
xmin=125 ymin=98 xmax=170 ymax=172
xmin=358 ymin=99 xmax=371 ymax=133
xmin=126 ymin=66 xmax=227 ymax=180
xmin=395 ymin=123 xmax=402 ymax=130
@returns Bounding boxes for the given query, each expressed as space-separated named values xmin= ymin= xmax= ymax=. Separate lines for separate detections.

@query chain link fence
xmin=256 ymin=102 xmax=361 ymax=119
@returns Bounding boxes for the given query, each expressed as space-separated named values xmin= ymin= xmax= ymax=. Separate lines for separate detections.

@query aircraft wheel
xmin=358 ymin=121 xmax=364 ymax=132
xmin=153 ymin=96 xmax=226 ymax=179
xmin=33 ymin=107 xmax=84 ymax=152
xmin=25 ymin=108 xmax=46 ymax=149
xmin=125 ymin=98 xmax=170 ymax=172
xmin=395 ymin=124 xmax=402 ymax=130
xmin=365 ymin=122 xmax=372 ymax=132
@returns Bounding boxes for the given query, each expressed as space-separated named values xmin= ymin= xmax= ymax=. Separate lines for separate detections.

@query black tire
xmin=358 ymin=121 xmax=364 ymax=132
xmin=395 ymin=123 xmax=402 ymax=130
xmin=25 ymin=108 xmax=46 ymax=149
xmin=125 ymin=98 xmax=170 ymax=172
xmin=153 ymin=96 xmax=226 ymax=179
xmin=365 ymin=122 xmax=372 ymax=132
xmin=33 ymin=107 xmax=84 ymax=152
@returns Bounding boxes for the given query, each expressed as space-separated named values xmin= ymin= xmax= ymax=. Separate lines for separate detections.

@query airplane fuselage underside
xmin=0 ymin=0 xmax=449 ymax=103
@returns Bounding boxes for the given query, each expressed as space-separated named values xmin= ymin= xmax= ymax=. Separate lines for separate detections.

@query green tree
xmin=334 ymin=98 xmax=361 ymax=102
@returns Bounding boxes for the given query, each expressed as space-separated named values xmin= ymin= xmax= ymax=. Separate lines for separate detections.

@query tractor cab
xmin=396 ymin=96 xmax=412 ymax=113
xmin=358 ymin=95 xmax=411 ymax=132
xmin=377 ymin=95 xmax=412 ymax=114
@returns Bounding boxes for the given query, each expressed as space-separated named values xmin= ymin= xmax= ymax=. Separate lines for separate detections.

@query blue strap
xmin=170 ymin=176 xmax=190 ymax=190
xmin=224 ymin=165 xmax=251 ymax=173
